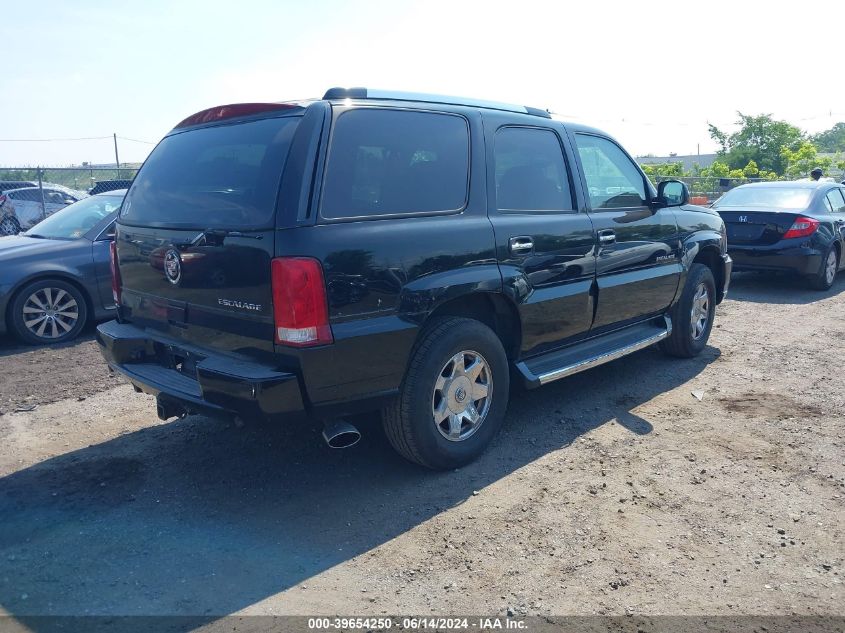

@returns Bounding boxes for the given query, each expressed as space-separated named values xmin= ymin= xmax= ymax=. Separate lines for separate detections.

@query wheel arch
xmin=421 ymin=291 xmax=522 ymax=360
xmin=691 ymin=244 xmax=725 ymax=302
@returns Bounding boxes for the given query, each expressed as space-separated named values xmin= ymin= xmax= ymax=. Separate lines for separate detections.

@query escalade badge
xmin=164 ymin=249 xmax=182 ymax=285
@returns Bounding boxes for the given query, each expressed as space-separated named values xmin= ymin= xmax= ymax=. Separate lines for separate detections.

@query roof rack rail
xmin=322 ymin=87 xmax=551 ymax=119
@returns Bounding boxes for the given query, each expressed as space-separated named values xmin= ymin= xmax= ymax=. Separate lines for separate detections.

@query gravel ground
xmin=0 ymin=272 xmax=843 ymax=619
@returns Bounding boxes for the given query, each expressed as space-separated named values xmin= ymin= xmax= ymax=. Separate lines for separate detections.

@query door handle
xmin=509 ymin=236 xmax=534 ymax=255
xmin=597 ymin=230 xmax=616 ymax=244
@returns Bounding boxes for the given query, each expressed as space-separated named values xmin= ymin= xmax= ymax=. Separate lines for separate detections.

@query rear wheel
xmin=0 ymin=216 xmax=20 ymax=236
xmin=660 ymin=263 xmax=716 ymax=358
xmin=382 ymin=317 xmax=510 ymax=469
xmin=808 ymin=245 xmax=838 ymax=291
xmin=10 ymin=279 xmax=88 ymax=345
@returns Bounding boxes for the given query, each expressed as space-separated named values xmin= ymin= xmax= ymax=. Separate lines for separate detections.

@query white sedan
xmin=0 ymin=185 xmax=88 ymax=235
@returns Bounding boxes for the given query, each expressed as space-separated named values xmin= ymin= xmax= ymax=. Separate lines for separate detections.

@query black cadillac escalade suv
xmin=98 ymin=87 xmax=732 ymax=469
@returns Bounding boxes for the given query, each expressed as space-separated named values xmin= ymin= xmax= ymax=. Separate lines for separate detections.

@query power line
xmin=0 ymin=136 xmax=112 ymax=142
xmin=0 ymin=135 xmax=158 ymax=144
xmin=117 ymin=136 xmax=156 ymax=145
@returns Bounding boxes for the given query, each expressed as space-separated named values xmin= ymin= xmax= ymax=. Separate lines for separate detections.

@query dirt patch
xmin=0 ymin=328 xmax=124 ymax=415
xmin=718 ymin=391 xmax=824 ymax=419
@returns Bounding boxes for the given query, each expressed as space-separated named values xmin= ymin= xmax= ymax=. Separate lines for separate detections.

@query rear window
xmin=120 ymin=116 xmax=300 ymax=228
xmin=320 ymin=109 xmax=469 ymax=218
xmin=713 ymin=187 xmax=814 ymax=210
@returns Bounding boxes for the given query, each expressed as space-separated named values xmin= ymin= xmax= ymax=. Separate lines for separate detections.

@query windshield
xmin=25 ymin=194 xmax=123 ymax=239
xmin=714 ymin=187 xmax=814 ymax=210
xmin=120 ymin=115 xmax=300 ymax=229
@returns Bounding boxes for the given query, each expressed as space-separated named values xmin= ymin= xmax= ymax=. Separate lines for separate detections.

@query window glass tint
xmin=825 ymin=189 xmax=845 ymax=213
xmin=494 ymin=127 xmax=573 ymax=211
xmin=321 ymin=109 xmax=469 ymax=218
xmin=25 ymin=194 xmax=122 ymax=239
xmin=575 ymin=134 xmax=647 ymax=209
xmin=11 ymin=189 xmax=40 ymax=202
xmin=120 ymin=116 xmax=300 ymax=228
xmin=713 ymin=187 xmax=814 ymax=210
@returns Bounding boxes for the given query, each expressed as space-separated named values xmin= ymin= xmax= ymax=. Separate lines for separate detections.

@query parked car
xmin=713 ymin=181 xmax=845 ymax=290
xmin=0 ymin=184 xmax=88 ymax=236
xmin=97 ymin=88 xmax=731 ymax=469
xmin=0 ymin=180 xmax=38 ymax=193
xmin=89 ymin=179 xmax=134 ymax=195
xmin=0 ymin=190 xmax=124 ymax=344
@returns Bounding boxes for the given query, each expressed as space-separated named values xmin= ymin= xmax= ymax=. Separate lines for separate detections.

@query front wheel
xmin=382 ymin=317 xmax=510 ymax=470
xmin=660 ymin=263 xmax=716 ymax=358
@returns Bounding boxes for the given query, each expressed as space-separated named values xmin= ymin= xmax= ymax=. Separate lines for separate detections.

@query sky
xmin=2 ymin=0 xmax=844 ymax=167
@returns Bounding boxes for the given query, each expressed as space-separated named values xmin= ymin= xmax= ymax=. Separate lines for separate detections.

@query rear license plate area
xmin=153 ymin=342 xmax=203 ymax=380
xmin=727 ymin=223 xmax=765 ymax=242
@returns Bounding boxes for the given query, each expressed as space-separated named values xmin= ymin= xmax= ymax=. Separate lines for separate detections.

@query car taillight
xmin=783 ymin=216 xmax=819 ymax=239
xmin=0 ymin=194 xmax=6 ymax=207
xmin=271 ymin=257 xmax=332 ymax=347
xmin=109 ymin=241 xmax=122 ymax=305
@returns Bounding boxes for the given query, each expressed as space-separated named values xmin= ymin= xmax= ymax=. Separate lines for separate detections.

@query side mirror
xmin=656 ymin=180 xmax=689 ymax=208
xmin=63 ymin=199 xmax=75 ymax=205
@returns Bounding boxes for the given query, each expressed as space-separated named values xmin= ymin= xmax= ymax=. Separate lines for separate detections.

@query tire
xmin=807 ymin=245 xmax=838 ymax=291
xmin=382 ymin=317 xmax=510 ymax=470
xmin=10 ymin=279 xmax=89 ymax=345
xmin=0 ymin=216 xmax=20 ymax=236
xmin=660 ymin=263 xmax=716 ymax=358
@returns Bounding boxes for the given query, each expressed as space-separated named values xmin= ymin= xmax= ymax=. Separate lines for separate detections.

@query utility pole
xmin=113 ymin=133 xmax=121 ymax=178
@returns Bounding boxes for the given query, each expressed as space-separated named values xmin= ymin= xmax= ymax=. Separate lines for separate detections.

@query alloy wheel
xmin=690 ymin=283 xmax=710 ymax=341
xmin=431 ymin=350 xmax=492 ymax=442
xmin=22 ymin=287 xmax=79 ymax=340
xmin=825 ymin=250 xmax=837 ymax=285
xmin=0 ymin=217 xmax=18 ymax=236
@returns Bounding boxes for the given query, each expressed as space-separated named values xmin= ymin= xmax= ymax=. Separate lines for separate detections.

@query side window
xmin=15 ymin=190 xmax=40 ymax=202
xmin=823 ymin=195 xmax=834 ymax=213
xmin=574 ymin=134 xmax=647 ymax=209
xmin=825 ymin=189 xmax=845 ymax=213
xmin=493 ymin=127 xmax=574 ymax=212
xmin=321 ymin=109 xmax=469 ymax=218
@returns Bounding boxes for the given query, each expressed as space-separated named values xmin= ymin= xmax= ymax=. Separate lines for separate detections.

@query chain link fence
xmin=650 ymin=170 xmax=845 ymax=205
xmin=0 ymin=167 xmax=137 ymax=235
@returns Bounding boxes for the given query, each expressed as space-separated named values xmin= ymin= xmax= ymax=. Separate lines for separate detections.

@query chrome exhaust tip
xmin=322 ymin=420 xmax=361 ymax=449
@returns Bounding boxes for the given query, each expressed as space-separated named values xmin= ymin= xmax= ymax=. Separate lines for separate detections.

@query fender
xmin=397 ymin=263 xmax=503 ymax=323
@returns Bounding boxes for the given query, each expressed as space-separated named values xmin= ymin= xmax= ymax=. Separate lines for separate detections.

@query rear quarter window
xmin=320 ymin=109 xmax=470 ymax=219
xmin=120 ymin=116 xmax=300 ymax=228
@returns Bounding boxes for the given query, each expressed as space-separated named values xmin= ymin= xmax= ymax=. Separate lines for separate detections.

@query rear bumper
xmin=96 ymin=320 xmax=305 ymax=421
xmin=729 ymin=243 xmax=822 ymax=275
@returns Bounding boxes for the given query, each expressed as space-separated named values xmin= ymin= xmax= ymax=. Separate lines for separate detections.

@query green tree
xmin=708 ymin=112 xmax=804 ymax=175
xmin=640 ymin=162 xmax=685 ymax=178
xmin=780 ymin=141 xmax=833 ymax=179
xmin=810 ymin=122 xmax=845 ymax=152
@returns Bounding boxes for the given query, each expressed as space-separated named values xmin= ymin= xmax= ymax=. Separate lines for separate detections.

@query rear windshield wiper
xmin=189 ymin=228 xmax=264 ymax=246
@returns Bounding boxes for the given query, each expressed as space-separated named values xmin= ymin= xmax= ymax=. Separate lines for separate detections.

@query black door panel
xmin=571 ymin=133 xmax=681 ymax=329
xmin=493 ymin=215 xmax=596 ymax=356
xmin=484 ymin=116 xmax=597 ymax=358
xmin=590 ymin=208 xmax=681 ymax=328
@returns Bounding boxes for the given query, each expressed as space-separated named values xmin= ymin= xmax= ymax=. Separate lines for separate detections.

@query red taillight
xmin=271 ymin=257 xmax=332 ymax=347
xmin=174 ymin=103 xmax=298 ymax=129
xmin=783 ymin=216 xmax=820 ymax=239
xmin=109 ymin=241 xmax=122 ymax=305
xmin=0 ymin=194 xmax=6 ymax=206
